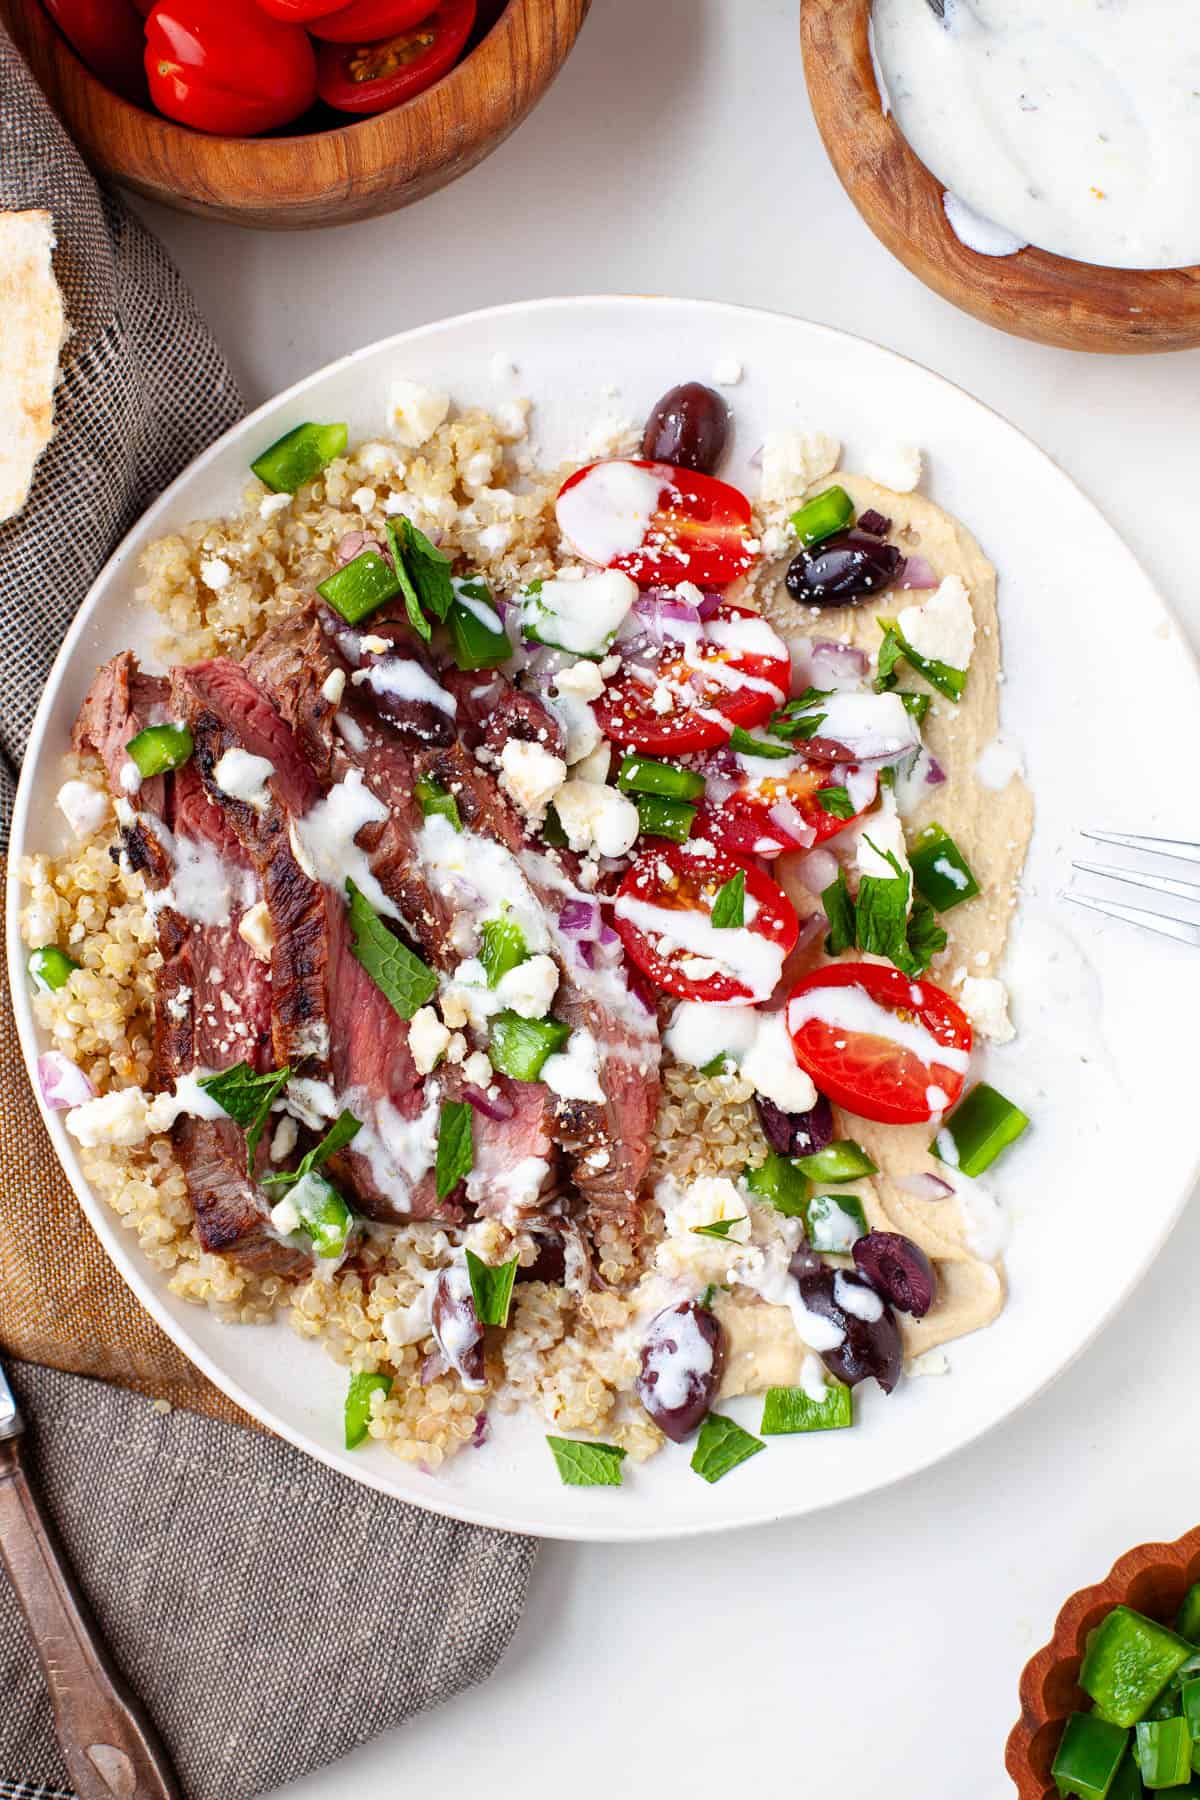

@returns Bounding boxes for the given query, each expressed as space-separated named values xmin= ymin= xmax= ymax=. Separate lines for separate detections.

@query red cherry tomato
xmin=556 ymin=460 xmax=756 ymax=590
xmin=694 ymin=752 xmax=877 ymax=859
xmin=595 ymin=601 xmax=790 ymax=755
xmin=42 ymin=0 xmax=148 ymax=102
xmin=305 ymin=0 xmax=438 ymax=40
xmin=315 ymin=0 xmax=475 ymax=113
xmin=145 ymin=0 xmax=317 ymax=135
xmin=254 ymin=0 xmax=349 ymax=17
xmin=613 ymin=841 xmax=799 ymax=1006
xmin=786 ymin=962 xmax=972 ymax=1126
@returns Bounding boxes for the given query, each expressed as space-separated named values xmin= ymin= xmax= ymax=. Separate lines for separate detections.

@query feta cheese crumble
xmin=498 ymin=739 xmax=566 ymax=821
xmin=897 ymin=574 xmax=976 ymax=672
xmin=554 ymin=780 xmax=640 ymax=859
xmin=387 ymin=379 xmax=450 ymax=448
xmin=958 ymin=975 xmax=1015 ymax=1044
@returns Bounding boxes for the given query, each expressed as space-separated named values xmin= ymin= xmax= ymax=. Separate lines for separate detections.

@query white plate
xmin=8 ymin=297 xmax=1199 ymax=1541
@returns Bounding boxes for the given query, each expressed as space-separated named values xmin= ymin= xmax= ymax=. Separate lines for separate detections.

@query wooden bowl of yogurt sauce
xmin=801 ymin=0 xmax=1200 ymax=353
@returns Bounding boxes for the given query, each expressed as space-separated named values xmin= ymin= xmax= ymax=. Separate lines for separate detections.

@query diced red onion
xmin=420 ymin=1351 xmax=449 ymax=1386
xmin=463 ymin=1083 xmax=515 ymax=1121
xmin=696 ymin=589 xmax=723 ymax=620
xmin=748 ymin=444 xmax=764 ymax=469
xmin=598 ymin=923 xmax=619 ymax=946
xmin=633 ymin=593 xmax=702 ymax=646
xmin=335 ymin=531 xmax=367 ymax=566
xmin=767 ymin=797 xmax=816 ymax=847
xmin=471 ymin=1411 xmax=489 ymax=1448
xmin=811 ymin=639 xmax=869 ymax=689
xmin=559 ymin=898 xmax=600 ymax=937
xmin=925 ymin=756 xmax=947 ymax=787
xmin=37 ymin=1052 xmax=95 ymax=1111
xmin=896 ymin=1171 xmax=955 ymax=1201
xmin=900 ymin=555 xmax=938 ymax=590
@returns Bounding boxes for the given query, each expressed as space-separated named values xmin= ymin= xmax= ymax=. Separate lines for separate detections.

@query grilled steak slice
xmin=464 ymin=1075 xmax=556 ymax=1220
xmin=440 ymin=670 xmax=566 ymax=761
xmin=172 ymin=655 xmax=458 ymax=1227
xmin=72 ymin=652 xmax=170 ymax=805
xmin=243 ymin=603 xmax=342 ymax=783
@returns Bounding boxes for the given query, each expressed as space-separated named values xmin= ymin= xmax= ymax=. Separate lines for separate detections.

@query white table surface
xmin=131 ymin=2 xmax=1200 ymax=1792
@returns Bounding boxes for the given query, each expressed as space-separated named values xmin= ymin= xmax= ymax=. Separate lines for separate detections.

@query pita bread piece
xmin=0 ymin=210 xmax=69 ymax=522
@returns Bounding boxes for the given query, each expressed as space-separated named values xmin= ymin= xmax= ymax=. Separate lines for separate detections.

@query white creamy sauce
xmin=541 ymin=1029 xmax=606 ymax=1104
xmin=352 ymin=657 xmax=457 ymax=715
xmin=664 ymin=1000 xmax=761 ymax=1068
xmin=787 ymin=983 xmax=970 ymax=1075
xmin=555 ymin=460 xmax=664 ymax=565
xmin=56 ymin=779 xmax=110 ymax=840
xmin=942 ymin=191 xmax=1027 ymax=258
xmin=873 ymin=0 xmax=1200 ymax=269
xmin=334 ymin=711 xmax=368 ymax=753
xmin=452 ymin=584 xmax=505 ymax=636
xmin=799 ymin=1352 xmax=830 ymax=1405
xmin=144 ymin=822 xmax=253 ymax=930
xmin=342 ymin=1084 xmax=441 ymax=1212
xmin=212 ymin=748 xmax=274 ymax=811
xmin=433 ymin=1260 xmax=485 ymax=1389
xmin=466 ymin=1154 xmax=551 ymax=1217
xmin=834 ymin=1269 xmax=885 ymax=1324
xmin=419 ymin=815 xmax=550 ymax=958
xmin=614 ymin=892 xmax=785 ymax=1003
xmin=643 ymin=1306 xmax=714 ymax=1412
xmin=950 ymin=1168 xmax=1010 ymax=1261
xmin=290 ymin=769 xmax=398 ymax=920
xmin=810 ymin=691 xmax=919 ymax=763
xmin=975 ymin=736 xmax=1024 ymax=790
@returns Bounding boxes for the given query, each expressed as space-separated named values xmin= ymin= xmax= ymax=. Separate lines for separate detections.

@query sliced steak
xmin=72 ymin=651 xmax=171 ymax=808
xmin=243 ymin=603 xmax=342 ymax=783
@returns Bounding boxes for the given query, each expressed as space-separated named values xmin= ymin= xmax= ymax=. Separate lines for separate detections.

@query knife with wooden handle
xmin=0 ymin=1358 xmax=181 ymax=1799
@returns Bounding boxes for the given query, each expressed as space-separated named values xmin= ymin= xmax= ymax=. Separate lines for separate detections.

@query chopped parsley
xmin=690 ymin=1413 xmax=766 ymax=1484
xmin=819 ymin=846 xmax=945 ymax=977
xmin=709 ymin=870 xmax=746 ymax=929
xmin=875 ymin=618 xmax=966 ymax=703
xmin=435 ymin=1100 xmax=474 ymax=1201
xmin=815 ymin=785 xmax=855 ymax=820
xmin=465 ymin=1247 xmax=519 ymax=1326
xmin=727 ymin=726 xmax=793 ymax=759
xmin=346 ymin=878 xmax=438 ymax=1018
xmin=547 ymin=1436 xmax=627 ymax=1487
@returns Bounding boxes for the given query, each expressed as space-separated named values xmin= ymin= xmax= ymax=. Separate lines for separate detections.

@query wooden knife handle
xmin=0 ymin=1435 xmax=181 ymax=1800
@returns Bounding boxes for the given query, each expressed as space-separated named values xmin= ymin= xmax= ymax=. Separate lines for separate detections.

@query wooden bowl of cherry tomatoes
xmin=1 ymin=0 xmax=589 ymax=228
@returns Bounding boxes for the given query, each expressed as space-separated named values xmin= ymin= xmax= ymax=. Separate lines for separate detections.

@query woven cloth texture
xmin=0 ymin=23 xmax=537 ymax=1796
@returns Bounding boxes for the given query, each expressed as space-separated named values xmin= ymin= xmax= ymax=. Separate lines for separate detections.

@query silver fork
xmin=1068 ymin=831 xmax=1200 ymax=948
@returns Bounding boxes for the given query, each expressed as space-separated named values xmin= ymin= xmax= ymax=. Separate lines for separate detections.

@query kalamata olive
xmin=756 ymin=1092 xmax=834 ymax=1158
xmin=516 ymin=1235 xmax=567 ymax=1286
xmin=359 ymin=649 xmax=455 ymax=746
xmin=796 ymin=1265 xmax=903 ymax=1395
xmin=641 ymin=381 xmax=730 ymax=475
xmin=852 ymin=1231 xmax=936 ymax=1318
xmin=855 ymin=508 xmax=892 ymax=538
xmin=636 ymin=1299 xmax=725 ymax=1441
xmin=785 ymin=530 xmax=906 ymax=608
xmin=431 ymin=1263 xmax=485 ymax=1390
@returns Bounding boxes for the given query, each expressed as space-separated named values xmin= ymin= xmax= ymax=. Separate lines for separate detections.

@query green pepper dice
xmin=909 ymin=823 xmax=980 ymax=911
xmin=317 ymin=549 xmax=402 ymax=626
xmin=794 ymin=1140 xmax=878 ymax=1184
xmin=743 ymin=1152 xmax=809 ymax=1218
xmin=344 ymin=1370 xmax=392 ymax=1450
xmin=1081 ymin=1606 xmax=1195 ymax=1728
xmin=789 ymin=484 xmax=855 ymax=549
xmin=447 ymin=580 xmax=511 ymax=670
xmin=251 ymin=421 xmax=348 ymax=495
xmin=633 ymin=792 xmax=697 ymax=843
xmin=936 ymin=1082 xmax=1030 ymax=1178
xmin=761 ymin=1383 xmax=853 ymax=1435
xmin=1052 ymin=1714 xmax=1130 ymax=1800
xmin=617 ymin=754 xmax=706 ymax=802
xmin=805 ymin=1191 xmax=868 ymax=1253
xmin=415 ymin=776 xmax=462 ymax=832
xmin=1178 ymin=1585 xmax=1200 ymax=1644
xmin=126 ymin=722 xmax=193 ymax=779
xmin=292 ymin=1174 xmax=353 ymax=1261
xmin=27 ymin=945 xmax=80 ymax=993
xmin=489 ymin=1012 xmax=570 ymax=1082
xmin=479 ymin=914 xmax=528 ymax=987
xmin=1137 ymin=1718 xmax=1193 ymax=1788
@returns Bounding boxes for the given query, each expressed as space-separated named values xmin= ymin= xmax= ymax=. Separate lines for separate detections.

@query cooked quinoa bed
xmin=19 ymin=397 xmax=1029 ymax=1471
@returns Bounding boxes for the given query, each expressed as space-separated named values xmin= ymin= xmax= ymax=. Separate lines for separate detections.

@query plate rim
xmin=8 ymin=292 xmax=1200 ymax=1542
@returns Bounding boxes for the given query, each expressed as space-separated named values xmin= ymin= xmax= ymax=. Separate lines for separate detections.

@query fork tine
xmin=1081 ymin=829 xmax=1200 ymax=869
xmin=1071 ymin=860 xmax=1200 ymax=904
xmin=1066 ymin=891 xmax=1200 ymax=947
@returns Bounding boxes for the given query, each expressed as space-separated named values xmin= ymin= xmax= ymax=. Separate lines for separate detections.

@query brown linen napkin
xmin=0 ymin=22 xmax=537 ymax=1796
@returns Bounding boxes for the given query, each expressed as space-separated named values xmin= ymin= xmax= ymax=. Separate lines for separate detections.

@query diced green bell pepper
xmin=805 ymin=1191 xmax=868 ymax=1253
xmin=489 ymin=1012 xmax=569 ymax=1082
xmin=1081 ymin=1606 xmax=1195 ymax=1728
xmin=1181 ymin=1678 xmax=1200 ymax=1739
xmin=633 ymin=792 xmax=697 ymax=842
xmin=789 ymin=484 xmax=855 ymax=549
xmin=794 ymin=1140 xmax=877 ymax=1183
xmin=617 ymin=754 xmax=706 ymax=802
xmin=1149 ymin=1687 xmax=1185 ymax=1720
xmin=1108 ymin=1750 xmax=1149 ymax=1800
xmin=251 ymin=421 xmax=347 ymax=494
xmin=448 ymin=578 xmax=511 ymax=670
xmin=27 ymin=945 xmax=80 ymax=993
xmin=292 ymin=1173 xmax=354 ymax=1261
xmin=479 ymin=913 xmax=528 ymax=987
xmin=1137 ymin=1718 xmax=1193 ymax=1787
xmin=909 ymin=823 xmax=980 ymax=911
xmin=344 ymin=1370 xmax=392 ymax=1449
xmin=760 ymin=1382 xmax=852 ymax=1435
xmin=1052 ymin=1713 xmax=1131 ymax=1800
xmin=1178 ymin=1586 xmax=1200 ymax=1645
xmin=935 ymin=1082 xmax=1029 ymax=1178
xmin=743 ymin=1152 xmax=808 ymax=1218
xmin=415 ymin=776 xmax=462 ymax=832
xmin=317 ymin=549 xmax=401 ymax=625
xmin=126 ymin=722 xmax=193 ymax=778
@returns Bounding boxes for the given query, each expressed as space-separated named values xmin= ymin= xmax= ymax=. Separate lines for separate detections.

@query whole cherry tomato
xmin=41 ymin=0 xmax=148 ymax=102
xmin=305 ymin=0 xmax=438 ymax=40
xmin=315 ymin=0 xmax=475 ymax=114
xmin=253 ymin=0 xmax=349 ymax=18
xmin=145 ymin=0 xmax=317 ymax=135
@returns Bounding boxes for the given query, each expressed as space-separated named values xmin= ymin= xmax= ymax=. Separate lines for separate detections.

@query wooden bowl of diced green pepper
xmin=1007 ymin=1528 xmax=1200 ymax=1797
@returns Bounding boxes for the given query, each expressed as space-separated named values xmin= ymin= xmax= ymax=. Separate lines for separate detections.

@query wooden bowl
xmin=0 ymin=0 xmax=589 ymax=230
xmin=1005 ymin=1526 xmax=1200 ymax=1796
xmin=801 ymin=0 xmax=1200 ymax=354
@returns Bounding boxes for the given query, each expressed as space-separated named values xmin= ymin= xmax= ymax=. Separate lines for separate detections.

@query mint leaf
xmin=899 ymin=895 xmax=947 ymax=978
xmin=198 ymin=1062 xmax=291 ymax=1177
xmin=401 ymin=517 xmax=455 ymax=622
xmin=690 ymin=1413 xmax=765 ymax=1483
xmin=384 ymin=518 xmax=431 ymax=642
xmin=436 ymin=1101 xmax=474 ymax=1201
xmin=821 ymin=869 xmax=856 ymax=954
xmin=547 ymin=1435 xmax=626 ymax=1487
xmin=709 ymin=870 xmax=745 ymax=929
xmin=727 ymin=726 xmax=793 ymax=759
xmin=816 ymin=785 xmax=855 ymax=820
xmin=769 ymin=706 xmax=827 ymax=743
xmin=874 ymin=623 xmax=904 ymax=692
xmin=465 ymin=1246 xmax=519 ymax=1325
xmin=855 ymin=863 xmax=910 ymax=965
xmin=346 ymin=878 xmax=437 ymax=1019
xmin=262 ymin=1108 xmax=361 ymax=1190
xmin=691 ymin=1216 xmax=746 ymax=1240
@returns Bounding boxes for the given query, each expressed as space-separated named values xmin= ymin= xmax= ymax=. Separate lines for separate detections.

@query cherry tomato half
xmin=694 ymin=751 xmax=877 ymax=859
xmin=254 ymin=0 xmax=349 ymax=18
xmin=613 ymin=841 xmax=799 ymax=1006
xmin=786 ymin=962 xmax=972 ymax=1126
xmin=43 ymin=0 xmax=148 ymax=102
xmin=556 ymin=460 xmax=756 ymax=590
xmin=146 ymin=0 xmax=317 ymax=134
xmin=305 ymin=0 xmax=438 ymax=40
xmin=595 ymin=601 xmax=790 ymax=755
xmin=315 ymin=0 xmax=475 ymax=113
